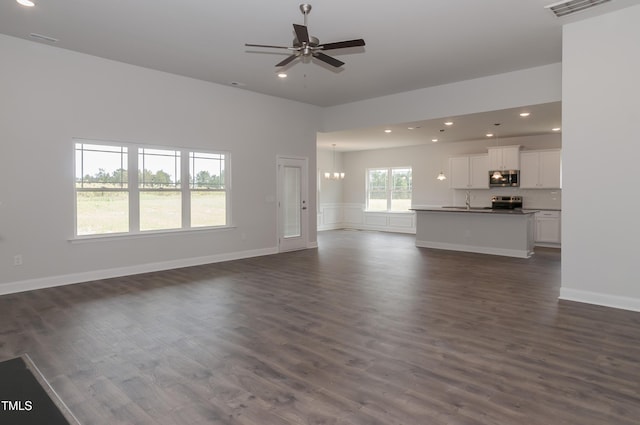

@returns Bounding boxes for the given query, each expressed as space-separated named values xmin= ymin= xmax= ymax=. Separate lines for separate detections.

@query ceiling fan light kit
xmin=245 ymin=4 xmax=366 ymax=69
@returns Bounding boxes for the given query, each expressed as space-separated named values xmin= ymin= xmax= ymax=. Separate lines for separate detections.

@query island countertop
xmin=411 ymin=207 xmax=538 ymax=215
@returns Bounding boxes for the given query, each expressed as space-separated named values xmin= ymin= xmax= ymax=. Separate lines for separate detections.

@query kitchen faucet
xmin=465 ymin=190 xmax=471 ymax=210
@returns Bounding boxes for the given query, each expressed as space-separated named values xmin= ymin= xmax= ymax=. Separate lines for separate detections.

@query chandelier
xmin=324 ymin=144 xmax=345 ymax=180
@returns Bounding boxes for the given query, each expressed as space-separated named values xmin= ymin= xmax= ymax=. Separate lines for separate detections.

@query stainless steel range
xmin=491 ymin=195 xmax=523 ymax=209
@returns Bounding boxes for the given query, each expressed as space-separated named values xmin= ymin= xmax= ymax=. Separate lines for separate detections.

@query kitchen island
xmin=412 ymin=207 xmax=536 ymax=258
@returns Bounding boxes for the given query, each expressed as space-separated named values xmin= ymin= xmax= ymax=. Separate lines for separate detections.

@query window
xmin=75 ymin=143 xmax=129 ymax=235
xmin=366 ymin=167 xmax=412 ymax=211
xmin=75 ymin=140 xmax=230 ymax=236
xmin=139 ymin=148 xmax=182 ymax=231
xmin=366 ymin=168 xmax=388 ymax=211
xmin=189 ymin=152 xmax=226 ymax=227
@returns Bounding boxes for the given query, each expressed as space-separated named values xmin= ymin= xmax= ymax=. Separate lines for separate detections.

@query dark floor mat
xmin=0 ymin=355 xmax=79 ymax=425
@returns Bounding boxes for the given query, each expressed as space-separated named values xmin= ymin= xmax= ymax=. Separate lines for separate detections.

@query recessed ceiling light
xmin=407 ymin=127 xmax=414 ymax=130
xmin=552 ymin=127 xmax=561 ymax=131
xmin=384 ymin=129 xmax=392 ymax=133
xmin=432 ymin=138 xmax=438 ymax=142
xmin=519 ymin=112 xmax=531 ymax=117
xmin=17 ymin=0 xmax=35 ymax=7
xmin=486 ymin=133 xmax=494 ymax=137
xmin=444 ymin=121 xmax=453 ymax=126
xmin=229 ymin=81 xmax=246 ymax=87
xmin=277 ymin=73 xmax=287 ymax=78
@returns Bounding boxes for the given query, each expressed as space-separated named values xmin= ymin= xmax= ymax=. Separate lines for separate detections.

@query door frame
xmin=276 ymin=155 xmax=309 ymax=252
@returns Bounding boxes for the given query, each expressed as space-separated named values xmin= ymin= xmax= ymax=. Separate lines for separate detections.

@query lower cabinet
xmin=535 ymin=210 xmax=561 ymax=245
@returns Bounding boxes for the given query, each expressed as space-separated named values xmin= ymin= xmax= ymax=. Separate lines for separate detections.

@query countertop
xmin=411 ymin=207 xmax=538 ymax=215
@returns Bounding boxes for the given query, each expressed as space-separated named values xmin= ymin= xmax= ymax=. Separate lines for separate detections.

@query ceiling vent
xmin=545 ymin=0 xmax=612 ymax=17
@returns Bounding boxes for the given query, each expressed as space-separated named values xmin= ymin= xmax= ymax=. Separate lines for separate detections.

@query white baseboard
xmin=535 ymin=242 xmax=561 ymax=248
xmin=317 ymin=223 xmax=344 ymax=231
xmin=0 ymin=246 xmax=278 ymax=297
xmin=559 ymin=288 xmax=640 ymax=312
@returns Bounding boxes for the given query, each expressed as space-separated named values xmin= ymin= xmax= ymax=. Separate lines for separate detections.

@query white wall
xmin=322 ymin=64 xmax=562 ymax=133
xmin=561 ymin=5 xmax=640 ymax=311
xmin=0 ymin=34 xmax=321 ymax=294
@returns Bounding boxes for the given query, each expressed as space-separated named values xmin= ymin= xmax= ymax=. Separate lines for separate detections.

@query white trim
xmin=276 ymin=155 xmax=310 ymax=252
xmin=22 ymin=354 xmax=82 ymax=425
xmin=317 ymin=203 xmax=346 ymax=231
xmin=534 ymin=242 xmax=561 ymax=248
xmin=559 ymin=288 xmax=640 ymax=313
xmin=415 ymin=240 xmax=533 ymax=259
xmin=318 ymin=203 xmax=416 ymax=234
xmin=343 ymin=204 xmax=365 ymax=225
xmin=73 ymin=139 xmax=232 ymax=237
xmin=69 ymin=225 xmax=237 ymax=243
xmin=0 ymin=246 xmax=278 ymax=297
xmin=365 ymin=166 xmax=413 ymax=211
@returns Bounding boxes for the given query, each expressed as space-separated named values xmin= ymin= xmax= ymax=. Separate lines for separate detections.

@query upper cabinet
xmin=449 ymin=155 xmax=489 ymax=189
xmin=488 ymin=145 xmax=520 ymax=171
xmin=520 ymin=149 xmax=562 ymax=189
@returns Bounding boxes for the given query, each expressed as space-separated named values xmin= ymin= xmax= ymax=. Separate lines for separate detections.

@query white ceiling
xmin=1 ymin=0 xmax=635 ymax=150
xmin=318 ymin=101 xmax=562 ymax=151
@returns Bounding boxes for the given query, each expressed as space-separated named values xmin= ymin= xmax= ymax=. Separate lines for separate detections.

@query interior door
xmin=277 ymin=156 xmax=309 ymax=252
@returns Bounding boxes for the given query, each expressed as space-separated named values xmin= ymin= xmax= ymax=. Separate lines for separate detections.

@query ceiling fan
xmin=245 ymin=4 xmax=366 ymax=68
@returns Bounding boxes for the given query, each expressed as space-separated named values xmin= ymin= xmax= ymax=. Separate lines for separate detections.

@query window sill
xmin=69 ymin=225 xmax=237 ymax=243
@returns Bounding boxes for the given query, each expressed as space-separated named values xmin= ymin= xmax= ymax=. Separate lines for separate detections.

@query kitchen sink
xmin=442 ymin=206 xmax=493 ymax=210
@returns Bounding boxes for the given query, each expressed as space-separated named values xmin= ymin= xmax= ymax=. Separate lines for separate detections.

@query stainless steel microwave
xmin=489 ymin=170 xmax=519 ymax=187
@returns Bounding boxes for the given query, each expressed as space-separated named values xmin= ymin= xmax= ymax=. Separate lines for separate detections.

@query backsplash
xmin=455 ymin=188 xmax=561 ymax=210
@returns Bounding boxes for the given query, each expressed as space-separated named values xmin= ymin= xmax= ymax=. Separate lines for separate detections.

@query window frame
xmin=365 ymin=166 xmax=413 ymax=212
xmin=73 ymin=139 xmax=231 ymax=238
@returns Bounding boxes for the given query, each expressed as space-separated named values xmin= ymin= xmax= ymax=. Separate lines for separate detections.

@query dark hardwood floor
xmin=1 ymin=230 xmax=639 ymax=424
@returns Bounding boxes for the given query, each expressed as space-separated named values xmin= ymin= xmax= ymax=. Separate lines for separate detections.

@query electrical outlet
xmin=14 ymin=255 xmax=23 ymax=266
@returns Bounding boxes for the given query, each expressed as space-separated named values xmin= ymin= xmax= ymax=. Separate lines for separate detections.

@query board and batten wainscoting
xmin=318 ymin=203 xmax=416 ymax=233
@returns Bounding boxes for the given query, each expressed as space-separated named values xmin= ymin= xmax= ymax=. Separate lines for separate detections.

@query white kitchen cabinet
xmin=449 ymin=155 xmax=489 ymax=189
xmin=520 ymin=149 xmax=561 ymax=189
xmin=488 ymin=145 xmax=521 ymax=171
xmin=535 ymin=210 xmax=561 ymax=245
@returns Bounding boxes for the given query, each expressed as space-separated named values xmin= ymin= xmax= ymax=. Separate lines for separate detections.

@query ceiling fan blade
xmin=313 ymin=52 xmax=344 ymax=68
xmin=275 ymin=54 xmax=298 ymax=67
xmin=319 ymin=39 xmax=366 ymax=50
xmin=293 ymin=24 xmax=310 ymax=44
xmin=245 ymin=43 xmax=292 ymax=49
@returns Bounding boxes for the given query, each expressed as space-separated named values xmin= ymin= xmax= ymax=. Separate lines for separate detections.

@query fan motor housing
xmin=294 ymin=36 xmax=319 ymax=48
